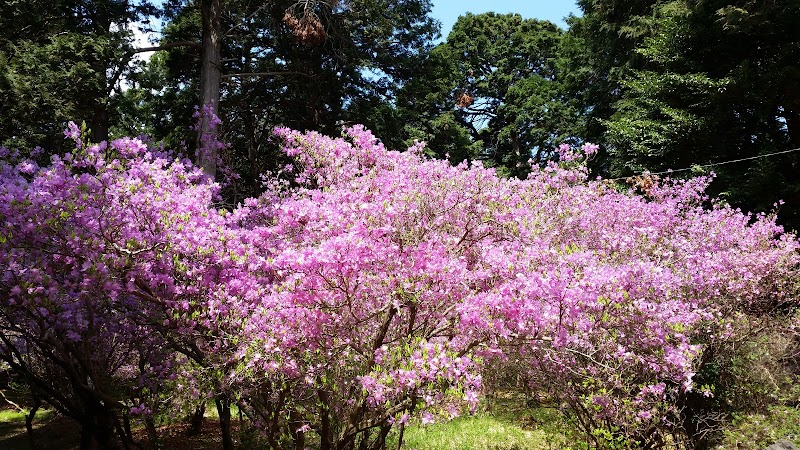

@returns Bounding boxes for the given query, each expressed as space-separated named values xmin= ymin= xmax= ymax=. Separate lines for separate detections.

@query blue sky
xmin=430 ymin=0 xmax=582 ymax=39
xmin=135 ymin=1 xmax=582 ymax=54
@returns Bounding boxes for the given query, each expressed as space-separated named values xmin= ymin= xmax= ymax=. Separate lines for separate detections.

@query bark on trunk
xmin=145 ymin=415 xmax=160 ymax=449
xmin=215 ymin=395 xmax=234 ymax=450
xmin=79 ymin=414 xmax=118 ymax=450
xmin=290 ymin=409 xmax=306 ymax=450
xmin=198 ymin=0 xmax=223 ymax=179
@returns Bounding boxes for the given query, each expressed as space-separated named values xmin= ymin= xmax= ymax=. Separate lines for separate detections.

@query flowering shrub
xmin=0 ymin=131 xmax=191 ymax=447
xmin=460 ymin=150 xmax=800 ymax=447
xmin=247 ymin=127 xmax=798 ymax=448
xmin=1 ymin=120 xmax=797 ymax=449
xmin=0 ymin=124 xmax=256 ymax=448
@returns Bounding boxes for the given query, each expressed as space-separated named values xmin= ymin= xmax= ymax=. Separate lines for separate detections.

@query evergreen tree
xmin=121 ymin=0 xmax=437 ymax=194
xmin=561 ymin=0 xmax=662 ymax=148
xmin=399 ymin=13 xmax=579 ymax=178
xmin=605 ymin=0 xmax=800 ymax=229
xmin=0 ymin=1 xmax=157 ymax=151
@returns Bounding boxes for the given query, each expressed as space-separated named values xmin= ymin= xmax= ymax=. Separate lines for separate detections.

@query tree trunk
xmin=393 ymin=424 xmax=404 ymax=450
xmin=215 ymin=395 xmax=234 ymax=450
xmin=92 ymin=103 xmax=110 ymax=144
xmin=79 ymin=416 xmax=118 ymax=450
xmin=112 ymin=413 xmax=133 ymax=450
xmin=187 ymin=402 xmax=206 ymax=436
xmin=145 ymin=415 xmax=160 ymax=449
xmin=198 ymin=0 xmax=223 ymax=179
xmin=25 ymin=395 xmax=41 ymax=447
xmin=290 ymin=410 xmax=305 ymax=450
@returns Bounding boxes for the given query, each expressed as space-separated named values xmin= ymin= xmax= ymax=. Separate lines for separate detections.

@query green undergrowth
xmin=715 ymin=405 xmax=800 ymax=450
xmin=0 ymin=407 xmax=66 ymax=450
xmin=204 ymin=401 xmax=242 ymax=419
xmin=390 ymin=414 xmax=564 ymax=450
xmin=0 ymin=409 xmax=28 ymax=423
xmin=387 ymin=396 xmax=574 ymax=450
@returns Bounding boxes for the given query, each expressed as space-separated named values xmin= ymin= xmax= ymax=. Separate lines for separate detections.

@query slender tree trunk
xmin=357 ymin=429 xmax=370 ymax=450
xmin=247 ymin=137 xmax=260 ymax=193
xmin=145 ymin=414 xmax=160 ymax=449
xmin=290 ymin=409 xmax=306 ymax=450
xmin=114 ymin=412 xmax=133 ymax=450
xmin=215 ymin=395 xmax=234 ymax=450
xmin=25 ymin=395 xmax=41 ymax=447
xmin=394 ymin=424 xmax=405 ymax=450
xmin=198 ymin=0 xmax=223 ymax=179
xmin=318 ymin=392 xmax=333 ymax=450
xmin=123 ymin=412 xmax=133 ymax=444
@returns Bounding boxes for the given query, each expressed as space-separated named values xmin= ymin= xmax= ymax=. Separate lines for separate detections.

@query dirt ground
xmin=0 ymin=411 xmax=239 ymax=450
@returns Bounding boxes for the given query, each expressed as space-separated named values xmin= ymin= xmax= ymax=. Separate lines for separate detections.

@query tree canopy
xmin=398 ymin=13 xmax=581 ymax=177
xmin=0 ymin=0 xmax=156 ymax=150
xmin=604 ymin=0 xmax=800 ymax=226
xmin=2 ymin=0 xmax=798 ymax=227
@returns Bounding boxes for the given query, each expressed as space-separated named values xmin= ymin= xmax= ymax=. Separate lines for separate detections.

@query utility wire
xmin=601 ymin=147 xmax=800 ymax=182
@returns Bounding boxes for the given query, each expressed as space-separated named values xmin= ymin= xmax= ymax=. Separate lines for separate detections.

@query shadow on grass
xmin=0 ymin=397 xmax=575 ymax=450
xmin=0 ymin=410 xmax=80 ymax=450
xmin=0 ymin=404 xmax=245 ymax=450
xmin=0 ymin=413 xmax=237 ymax=450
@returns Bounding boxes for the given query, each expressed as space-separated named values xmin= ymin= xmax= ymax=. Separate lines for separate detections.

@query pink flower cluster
xmin=0 ymin=122 xmax=797 ymax=447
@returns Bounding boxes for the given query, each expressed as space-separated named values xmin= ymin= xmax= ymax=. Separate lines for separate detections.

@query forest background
xmin=2 ymin=0 xmax=799 ymax=231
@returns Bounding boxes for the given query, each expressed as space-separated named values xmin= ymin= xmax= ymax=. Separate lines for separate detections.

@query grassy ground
xmin=391 ymin=414 xmax=564 ymax=450
xmin=0 ymin=406 xmax=236 ymax=450
xmin=0 ymin=396 xmax=569 ymax=450
xmin=0 ymin=407 xmax=79 ymax=450
xmin=714 ymin=405 xmax=800 ymax=450
xmin=3 ymin=398 xmax=800 ymax=449
xmin=387 ymin=395 xmax=576 ymax=450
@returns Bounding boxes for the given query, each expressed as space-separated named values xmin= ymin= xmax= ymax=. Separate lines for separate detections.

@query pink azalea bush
xmin=1 ymin=120 xmax=798 ymax=449
xmin=0 ymin=126 xmax=259 ymax=447
xmin=0 ymin=132 xmax=194 ymax=447
xmin=230 ymin=126 xmax=797 ymax=448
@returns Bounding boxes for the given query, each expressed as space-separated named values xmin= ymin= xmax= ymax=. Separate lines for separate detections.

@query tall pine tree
xmin=605 ymin=0 xmax=800 ymax=229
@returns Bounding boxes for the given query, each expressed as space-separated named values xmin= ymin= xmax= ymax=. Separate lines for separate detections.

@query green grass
xmin=0 ymin=409 xmax=28 ymax=423
xmin=0 ymin=407 xmax=69 ymax=450
xmin=390 ymin=414 xmax=569 ymax=450
xmin=204 ymin=401 xmax=242 ymax=420
xmin=0 ymin=407 xmax=53 ymax=425
xmin=4 ymin=394 xmax=800 ymax=450
xmin=384 ymin=395 xmax=575 ymax=450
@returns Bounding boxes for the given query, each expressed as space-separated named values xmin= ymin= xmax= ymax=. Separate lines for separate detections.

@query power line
xmin=602 ymin=147 xmax=800 ymax=182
